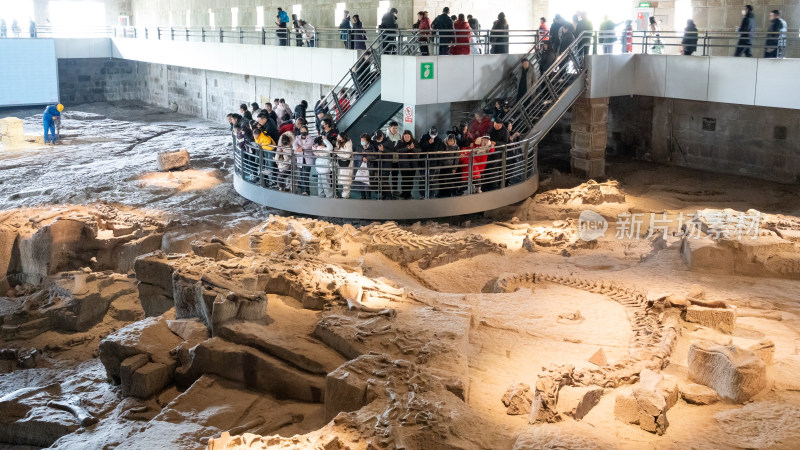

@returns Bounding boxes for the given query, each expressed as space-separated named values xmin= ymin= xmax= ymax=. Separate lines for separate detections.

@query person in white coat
xmin=292 ymin=125 xmax=315 ymax=195
xmin=300 ymin=20 xmax=316 ymax=47
xmin=276 ymin=132 xmax=295 ymax=191
xmin=335 ymin=132 xmax=354 ymax=198
xmin=312 ymin=136 xmax=334 ymax=198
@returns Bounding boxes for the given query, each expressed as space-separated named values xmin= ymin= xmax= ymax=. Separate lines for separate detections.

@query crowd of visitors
xmin=536 ymin=6 xmax=790 ymax=57
xmin=226 ymin=5 xmax=793 ymax=200
xmin=229 ymin=97 xmax=528 ymax=199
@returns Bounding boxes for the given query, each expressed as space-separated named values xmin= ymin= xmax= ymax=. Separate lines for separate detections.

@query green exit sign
xmin=420 ymin=62 xmax=434 ymax=80
xmin=638 ymin=2 xmax=651 ymax=7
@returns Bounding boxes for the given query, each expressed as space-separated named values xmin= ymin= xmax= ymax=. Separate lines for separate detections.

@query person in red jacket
xmin=414 ymin=11 xmax=432 ymax=56
xmin=279 ymin=120 xmax=295 ymax=136
xmin=468 ymin=110 xmax=492 ymax=141
xmin=539 ymin=17 xmax=549 ymax=42
xmin=452 ymin=14 xmax=472 ymax=55
xmin=459 ymin=136 xmax=494 ymax=194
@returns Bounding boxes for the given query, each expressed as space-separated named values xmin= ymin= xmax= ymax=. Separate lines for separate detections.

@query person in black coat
xmin=575 ymin=11 xmax=593 ymax=56
xmin=394 ymin=131 xmax=418 ymax=199
xmin=549 ymin=15 xmax=563 ymax=54
xmin=294 ymin=100 xmax=308 ymax=120
xmin=339 ymin=10 xmax=352 ymax=48
xmin=764 ymin=10 xmax=787 ymax=58
xmin=490 ymin=12 xmax=510 ymax=54
xmin=419 ymin=127 xmax=446 ymax=197
xmin=485 ymin=120 xmax=509 ymax=190
xmin=372 ymin=130 xmax=395 ymax=199
xmin=379 ymin=8 xmax=399 ymax=54
xmin=735 ymin=5 xmax=756 ymax=57
xmin=682 ymin=20 xmax=699 ymax=55
xmin=559 ymin=21 xmax=575 ymax=54
xmin=354 ymin=134 xmax=376 ymax=199
xmin=432 ymin=7 xmax=454 ymax=55
xmin=240 ymin=103 xmax=253 ymax=121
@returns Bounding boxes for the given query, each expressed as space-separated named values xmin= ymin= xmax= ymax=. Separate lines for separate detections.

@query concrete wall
xmin=608 ymin=96 xmax=800 ymax=183
xmin=57 ymin=58 xmax=326 ymax=122
xmin=111 ymin=38 xmax=357 ymax=87
xmin=58 ymin=58 xmax=141 ymax=104
xmin=382 ymin=53 xmax=525 ymax=105
xmin=690 ymin=0 xmax=799 ymax=34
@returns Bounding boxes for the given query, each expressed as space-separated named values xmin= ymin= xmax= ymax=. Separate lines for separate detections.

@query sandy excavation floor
xmin=1 ymin=102 xmax=800 ymax=450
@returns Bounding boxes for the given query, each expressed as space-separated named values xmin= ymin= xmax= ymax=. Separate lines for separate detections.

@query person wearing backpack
xmin=276 ymin=8 xmax=290 ymax=46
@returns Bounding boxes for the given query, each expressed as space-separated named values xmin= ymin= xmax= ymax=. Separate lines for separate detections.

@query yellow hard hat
xmin=57 ymin=104 xmax=64 ymax=112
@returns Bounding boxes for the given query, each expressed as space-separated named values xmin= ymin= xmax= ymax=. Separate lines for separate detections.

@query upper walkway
xmin=44 ymin=27 xmax=800 ymax=110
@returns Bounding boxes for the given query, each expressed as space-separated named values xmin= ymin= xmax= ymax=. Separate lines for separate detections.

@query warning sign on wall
xmin=403 ymin=106 xmax=413 ymax=123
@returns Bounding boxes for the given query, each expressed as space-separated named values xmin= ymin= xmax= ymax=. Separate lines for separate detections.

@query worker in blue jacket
xmin=43 ymin=103 xmax=63 ymax=145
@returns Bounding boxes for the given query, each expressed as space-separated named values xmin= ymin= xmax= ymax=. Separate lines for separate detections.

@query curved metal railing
xmin=233 ymin=135 xmax=538 ymax=200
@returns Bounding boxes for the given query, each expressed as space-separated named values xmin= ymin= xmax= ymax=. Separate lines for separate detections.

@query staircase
xmin=315 ymin=31 xmax=414 ymax=137
xmin=502 ymin=34 xmax=590 ymax=142
xmin=317 ymin=30 xmax=587 ymax=147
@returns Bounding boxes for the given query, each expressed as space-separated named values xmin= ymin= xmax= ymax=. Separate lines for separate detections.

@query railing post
xmin=170 ymin=27 xmax=174 ymax=40
xmin=239 ymin=26 xmax=243 ymax=44
xmin=219 ymin=28 xmax=223 ymax=43
xmin=467 ymin=151 xmax=474 ymax=194
xmin=201 ymin=28 xmax=205 ymax=42
xmin=397 ymin=31 xmax=404 ymax=55
xmin=145 ymin=28 xmax=148 ymax=39
xmin=522 ymin=142 xmax=530 ymax=178
xmin=331 ymin=91 xmax=341 ymax=121
xmin=331 ymin=154 xmax=338 ymax=197
xmin=157 ymin=28 xmax=161 ymax=40
xmin=113 ymin=27 xmax=117 ymax=38
xmin=133 ymin=28 xmax=137 ymax=39
xmin=500 ymin=147 xmax=507 ymax=188
xmin=261 ymin=27 xmax=266 ymax=45
xmin=290 ymin=153 xmax=296 ymax=194
xmin=185 ymin=27 xmax=189 ymax=41
xmin=123 ymin=27 xmax=127 ymax=38
xmin=350 ymin=69 xmax=363 ymax=96
xmin=258 ymin=148 xmax=265 ymax=188
xmin=424 ymin=156 xmax=430 ymax=199
xmin=643 ymin=33 xmax=648 ymax=54
xmin=702 ymin=31 xmax=708 ymax=56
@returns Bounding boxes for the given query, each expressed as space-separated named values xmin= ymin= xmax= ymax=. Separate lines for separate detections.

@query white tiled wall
xmin=588 ymin=54 xmax=800 ymax=110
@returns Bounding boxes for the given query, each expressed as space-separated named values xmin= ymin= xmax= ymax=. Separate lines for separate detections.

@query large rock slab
xmin=325 ymin=364 xmax=369 ymax=422
xmin=1 ymin=272 xmax=139 ymax=340
xmin=98 ymin=311 xmax=181 ymax=397
xmin=218 ymin=321 xmax=344 ymax=375
xmin=175 ymin=337 xmax=324 ymax=403
xmin=0 ymin=385 xmax=82 ymax=447
xmin=157 ymin=149 xmax=190 ymax=171
xmin=687 ymin=341 xmax=767 ymax=403
xmin=97 ymin=375 xmax=319 ymax=450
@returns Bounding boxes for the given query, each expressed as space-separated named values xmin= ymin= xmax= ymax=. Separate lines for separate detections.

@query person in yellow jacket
xmin=253 ymin=127 xmax=277 ymax=185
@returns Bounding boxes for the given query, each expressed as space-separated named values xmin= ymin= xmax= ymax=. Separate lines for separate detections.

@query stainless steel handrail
xmin=502 ymin=32 xmax=590 ymax=139
xmin=233 ymin=136 xmax=538 ymax=200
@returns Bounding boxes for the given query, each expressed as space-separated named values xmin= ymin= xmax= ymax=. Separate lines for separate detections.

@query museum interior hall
xmin=1 ymin=0 xmax=800 ymax=448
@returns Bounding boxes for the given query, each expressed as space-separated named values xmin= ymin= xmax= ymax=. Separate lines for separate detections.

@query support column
xmin=569 ymin=97 xmax=609 ymax=179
